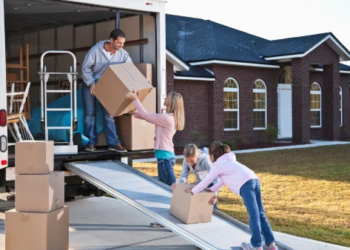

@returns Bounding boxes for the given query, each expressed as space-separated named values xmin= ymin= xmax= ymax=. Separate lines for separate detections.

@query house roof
xmin=166 ymin=15 xmax=350 ymax=65
xmin=174 ymin=65 xmax=215 ymax=79
xmin=166 ymin=14 xmax=276 ymax=65
xmin=256 ymin=33 xmax=330 ymax=58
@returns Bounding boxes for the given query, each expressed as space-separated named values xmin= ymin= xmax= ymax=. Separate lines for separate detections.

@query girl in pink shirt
xmin=185 ymin=142 xmax=278 ymax=250
xmin=126 ymin=90 xmax=185 ymax=227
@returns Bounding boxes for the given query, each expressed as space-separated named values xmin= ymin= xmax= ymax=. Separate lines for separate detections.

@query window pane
xmin=253 ymin=111 xmax=266 ymax=128
xmin=253 ymin=93 xmax=266 ymax=109
xmin=311 ymin=111 xmax=321 ymax=126
xmin=224 ymin=111 xmax=238 ymax=129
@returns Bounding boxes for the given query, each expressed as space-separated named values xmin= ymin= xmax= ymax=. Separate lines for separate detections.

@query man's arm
xmin=82 ymin=46 xmax=97 ymax=86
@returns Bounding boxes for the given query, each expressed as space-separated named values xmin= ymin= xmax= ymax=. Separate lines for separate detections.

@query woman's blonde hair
xmin=166 ymin=91 xmax=185 ymax=130
xmin=183 ymin=144 xmax=200 ymax=158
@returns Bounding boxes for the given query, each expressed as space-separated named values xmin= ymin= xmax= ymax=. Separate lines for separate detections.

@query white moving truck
xmin=0 ymin=0 xmax=167 ymax=193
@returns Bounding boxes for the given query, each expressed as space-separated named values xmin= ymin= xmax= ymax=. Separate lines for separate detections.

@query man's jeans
xmin=240 ymin=179 xmax=275 ymax=248
xmin=157 ymin=158 xmax=176 ymax=186
xmin=82 ymin=84 xmax=120 ymax=147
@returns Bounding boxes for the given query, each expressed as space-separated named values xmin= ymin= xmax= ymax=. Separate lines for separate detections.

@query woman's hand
xmin=184 ymin=186 xmax=193 ymax=195
xmin=171 ymin=183 xmax=177 ymax=190
xmin=209 ymin=195 xmax=217 ymax=205
xmin=125 ymin=90 xmax=138 ymax=101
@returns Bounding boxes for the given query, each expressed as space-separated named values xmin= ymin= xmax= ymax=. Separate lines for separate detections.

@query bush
xmin=264 ymin=124 xmax=279 ymax=143
xmin=233 ymin=131 xmax=248 ymax=147
xmin=222 ymin=140 xmax=237 ymax=150
xmin=340 ymin=125 xmax=348 ymax=141
xmin=189 ymin=127 xmax=205 ymax=145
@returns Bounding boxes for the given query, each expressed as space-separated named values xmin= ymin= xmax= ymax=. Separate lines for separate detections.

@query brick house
xmin=164 ymin=15 xmax=350 ymax=147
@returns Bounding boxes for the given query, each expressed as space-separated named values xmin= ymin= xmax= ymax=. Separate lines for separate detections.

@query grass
xmin=133 ymin=144 xmax=350 ymax=247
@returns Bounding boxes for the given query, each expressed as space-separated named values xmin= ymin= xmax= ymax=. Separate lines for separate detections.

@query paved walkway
xmin=133 ymin=140 xmax=350 ymax=163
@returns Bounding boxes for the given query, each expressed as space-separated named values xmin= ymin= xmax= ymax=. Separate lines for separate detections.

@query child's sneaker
xmin=241 ymin=242 xmax=262 ymax=250
xmin=263 ymin=244 xmax=278 ymax=250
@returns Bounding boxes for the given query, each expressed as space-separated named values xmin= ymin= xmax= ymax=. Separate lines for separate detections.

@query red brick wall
xmin=173 ymin=79 xmax=210 ymax=147
xmin=340 ymin=75 xmax=350 ymax=139
xmin=166 ymin=41 xmax=348 ymax=147
xmin=292 ymin=42 xmax=341 ymax=143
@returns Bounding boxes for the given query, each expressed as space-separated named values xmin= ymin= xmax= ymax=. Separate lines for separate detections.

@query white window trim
xmin=340 ymin=85 xmax=343 ymax=127
xmin=224 ymin=77 xmax=239 ymax=131
xmin=253 ymin=79 xmax=267 ymax=130
xmin=310 ymin=82 xmax=322 ymax=128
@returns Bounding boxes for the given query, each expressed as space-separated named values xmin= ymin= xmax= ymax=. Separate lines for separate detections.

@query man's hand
xmin=90 ymin=84 xmax=96 ymax=96
xmin=171 ymin=183 xmax=177 ymax=190
xmin=125 ymin=90 xmax=138 ymax=101
xmin=209 ymin=195 xmax=217 ymax=205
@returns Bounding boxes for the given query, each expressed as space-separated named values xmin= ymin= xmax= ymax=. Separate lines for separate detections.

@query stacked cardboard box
xmin=96 ymin=63 xmax=156 ymax=151
xmin=6 ymin=141 xmax=69 ymax=250
xmin=170 ymin=183 xmax=214 ymax=224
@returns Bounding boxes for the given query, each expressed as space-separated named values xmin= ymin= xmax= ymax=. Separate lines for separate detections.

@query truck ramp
xmin=65 ymin=160 xmax=291 ymax=250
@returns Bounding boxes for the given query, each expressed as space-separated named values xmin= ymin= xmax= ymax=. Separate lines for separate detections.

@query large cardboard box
xmin=15 ymin=172 xmax=64 ymax=212
xmin=142 ymin=87 xmax=156 ymax=113
xmin=135 ymin=63 xmax=153 ymax=86
xmin=114 ymin=87 xmax=156 ymax=151
xmin=15 ymin=141 xmax=54 ymax=174
xmin=95 ymin=63 xmax=153 ymax=117
xmin=97 ymin=131 xmax=108 ymax=147
xmin=5 ymin=206 xmax=69 ymax=250
xmin=170 ymin=183 xmax=214 ymax=224
xmin=115 ymin=115 xmax=155 ymax=151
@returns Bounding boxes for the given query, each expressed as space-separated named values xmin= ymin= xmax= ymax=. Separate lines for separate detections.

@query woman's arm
xmin=191 ymin=168 xmax=219 ymax=195
xmin=132 ymin=98 xmax=174 ymax=127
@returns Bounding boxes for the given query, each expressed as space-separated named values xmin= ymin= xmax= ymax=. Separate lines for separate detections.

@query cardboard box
xmin=15 ymin=172 xmax=64 ymax=212
xmin=5 ymin=206 xmax=69 ymax=250
xmin=97 ymin=88 xmax=156 ymax=148
xmin=97 ymin=131 xmax=108 ymax=147
xmin=170 ymin=183 xmax=214 ymax=224
xmin=135 ymin=63 xmax=153 ymax=86
xmin=115 ymin=115 xmax=155 ymax=151
xmin=142 ymin=87 xmax=156 ymax=113
xmin=95 ymin=63 xmax=153 ymax=117
xmin=15 ymin=141 xmax=54 ymax=175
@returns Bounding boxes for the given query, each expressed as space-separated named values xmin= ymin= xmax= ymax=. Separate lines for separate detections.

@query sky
xmin=165 ymin=0 xmax=350 ymax=66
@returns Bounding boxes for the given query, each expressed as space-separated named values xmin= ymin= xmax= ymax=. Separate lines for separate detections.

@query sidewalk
xmin=133 ymin=140 xmax=350 ymax=163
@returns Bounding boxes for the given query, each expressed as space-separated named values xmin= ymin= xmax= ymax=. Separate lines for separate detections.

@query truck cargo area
xmin=4 ymin=0 xmax=158 ymax=151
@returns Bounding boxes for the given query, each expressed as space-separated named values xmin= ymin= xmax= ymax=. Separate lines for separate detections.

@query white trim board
xmin=190 ymin=60 xmax=280 ymax=69
xmin=313 ymin=68 xmax=350 ymax=74
xmin=265 ymin=35 xmax=350 ymax=62
xmin=166 ymin=50 xmax=189 ymax=71
xmin=173 ymin=75 xmax=215 ymax=81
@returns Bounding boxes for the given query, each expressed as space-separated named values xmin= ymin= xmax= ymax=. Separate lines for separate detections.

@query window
xmin=310 ymin=82 xmax=322 ymax=128
xmin=278 ymin=66 xmax=292 ymax=84
xmin=224 ymin=78 xmax=239 ymax=130
xmin=253 ymin=80 xmax=267 ymax=129
xmin=340 ymin=85 xmax=343 ymax=127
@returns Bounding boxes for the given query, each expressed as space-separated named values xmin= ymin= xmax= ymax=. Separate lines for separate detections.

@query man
xmin=81 ymin=29 xmax=131 ymax=152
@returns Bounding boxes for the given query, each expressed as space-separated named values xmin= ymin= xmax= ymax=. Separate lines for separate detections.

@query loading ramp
xmin=64 ymin=160 xmax=291 ymax=250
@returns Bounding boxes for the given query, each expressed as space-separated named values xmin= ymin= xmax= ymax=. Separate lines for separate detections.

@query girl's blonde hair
xmin=166 ymin=91 xmax=185 ymax=130
xmin=183 ymin=144 xmax=200 ymax=158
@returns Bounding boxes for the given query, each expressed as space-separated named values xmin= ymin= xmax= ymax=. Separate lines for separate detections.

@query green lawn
xmin=134 ymin=144 xmax=350 ymax=247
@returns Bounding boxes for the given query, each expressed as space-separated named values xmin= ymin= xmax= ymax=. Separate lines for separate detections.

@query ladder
xmin=39 ymin=51 xmax=78 ymax=155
